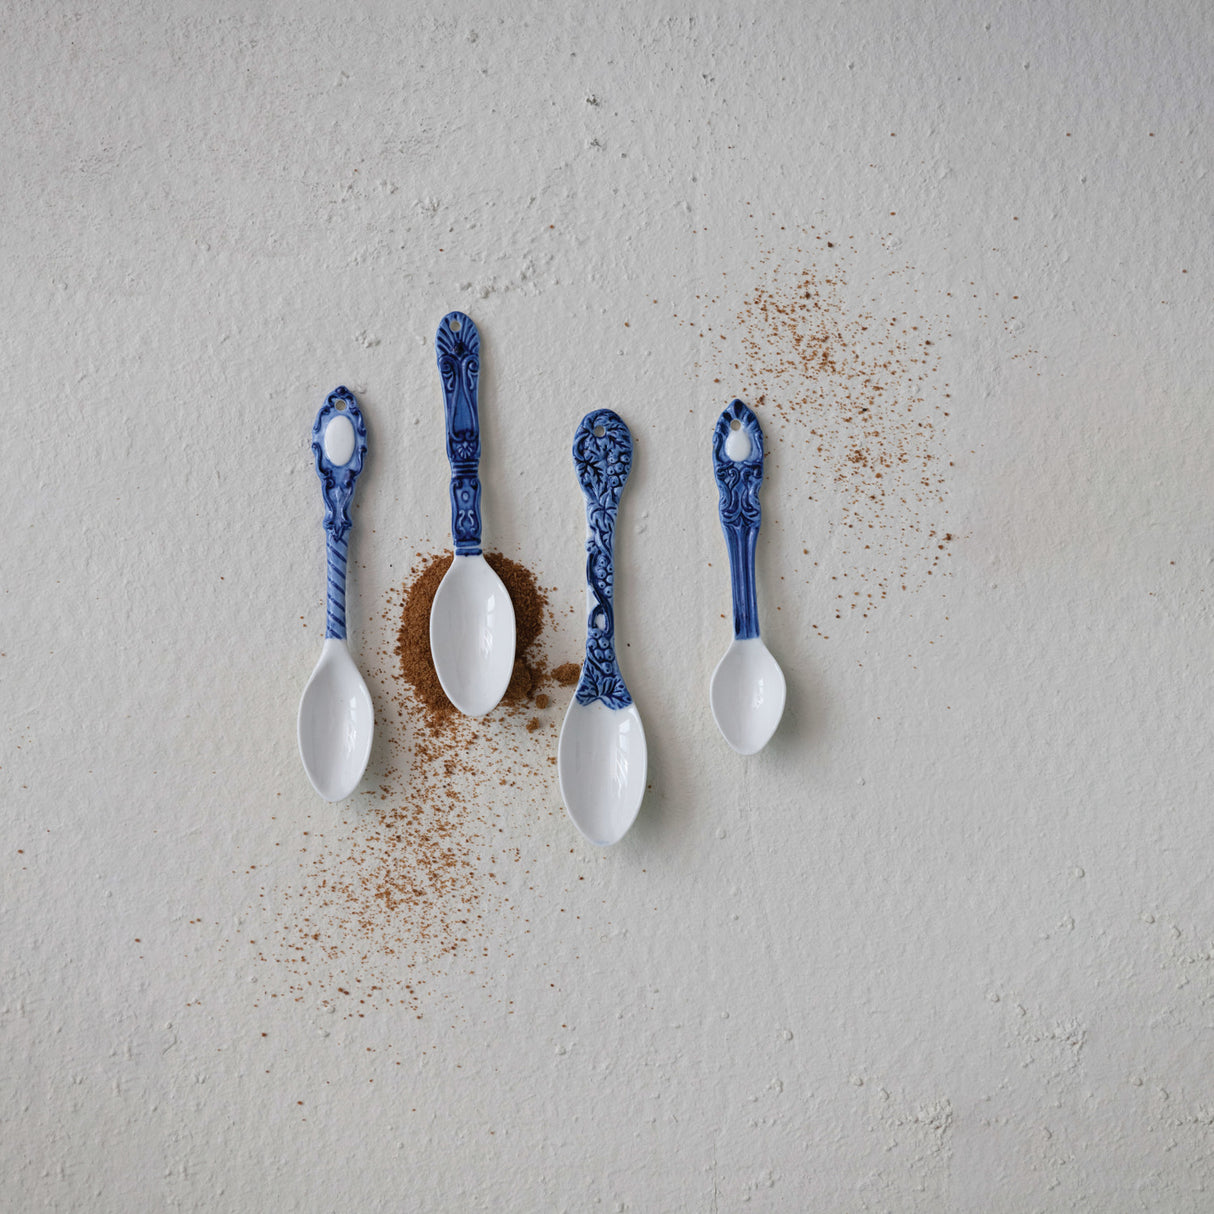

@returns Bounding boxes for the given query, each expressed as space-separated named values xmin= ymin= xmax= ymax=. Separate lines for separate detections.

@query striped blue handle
xmin=311 ymin=386 xmax=368 ymax=640
xmin=325 ymin=531 xmax=350 ymax=639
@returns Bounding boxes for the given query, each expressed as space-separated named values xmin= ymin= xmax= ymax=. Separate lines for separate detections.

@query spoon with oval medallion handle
xmin=298 ymin=386 xmax=375 ymax=800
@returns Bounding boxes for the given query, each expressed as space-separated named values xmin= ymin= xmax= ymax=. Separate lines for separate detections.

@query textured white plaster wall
xmin=3 ymin=2 xmax=1212 ymax=1210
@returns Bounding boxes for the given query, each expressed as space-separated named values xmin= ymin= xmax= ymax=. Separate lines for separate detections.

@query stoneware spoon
xmin=429 ymin=312 xmax=516 ymax=717
xmin=558 ymin=410 xmax=647 ymax=846
xmin=709 ymin=399 xmax=786 ymax=755
xmin=298 ymin=386 xmax=375 ymax=801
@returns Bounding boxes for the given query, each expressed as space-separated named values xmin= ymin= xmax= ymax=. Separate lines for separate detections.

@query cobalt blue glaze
xmin=572 ymin=409 xmax=634 ymax=709
xmin=435 ymin=311 xmax=483 ymax=556
xmin=311 ymin=385 xmax=368 ymax=640
xmin=712 ymin=399 xmax=765 ymax=641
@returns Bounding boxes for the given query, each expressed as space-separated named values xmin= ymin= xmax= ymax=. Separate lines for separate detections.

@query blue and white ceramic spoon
xmin=709 ymin=399 xmax=786 ymax=754
xmin=429 ymin=312 xmax=517 ymax=717
xmin=298 ymin=386 xmax=375 ymax=801
xmin=557 ymin=410 xmax=647 ymax=846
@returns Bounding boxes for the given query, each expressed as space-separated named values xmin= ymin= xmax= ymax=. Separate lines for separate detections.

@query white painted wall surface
xmin=3 ymin=3 xmax=1212 ymax=1210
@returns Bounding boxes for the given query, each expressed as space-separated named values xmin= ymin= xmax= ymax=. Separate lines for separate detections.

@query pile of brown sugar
xmin=393 ymin=552 xmax=554 ymax=733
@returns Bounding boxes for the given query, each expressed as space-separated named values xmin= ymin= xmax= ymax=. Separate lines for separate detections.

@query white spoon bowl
xmin=709 ymin=637 xmax=787 ymax=756
xmin=559 ymin=700 xmax=647 ymax=846
xmin=430 ymin=553 xmax=516 ymax=717
xmin=298 ymin=638 xmax=375 ymax=801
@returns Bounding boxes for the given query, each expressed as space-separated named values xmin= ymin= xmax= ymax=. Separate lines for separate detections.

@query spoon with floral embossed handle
xmin=709 ymin=399 xmax=786 ymax=754
xmin=297 ymin=386 xmax=375 ymax=801
xmin=429 ymin=312 xmax=517 ymax=717
xmin=557 ymin=410 xmax=647 ymax=845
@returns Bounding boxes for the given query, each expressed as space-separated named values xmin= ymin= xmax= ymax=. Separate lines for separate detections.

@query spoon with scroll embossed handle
xmin=709 ymin=399 xmax=786 ymax=755
xmin=298 ymin=387 xmax=375 ymax=801
xmin=429 ymin=312 xmax=517 ymax=717
xmin=557 ymin=410 xmax=648 ymax=845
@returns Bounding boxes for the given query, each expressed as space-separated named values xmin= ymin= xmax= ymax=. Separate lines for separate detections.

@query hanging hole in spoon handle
xmin=572 ymin=409 xmax=634 ymax=707
xmin=712 ymin=399 xmax=764 ymax=640
xmin=435 ymin=311 xmax=483 ymax=556
xmin=312 ymin=386 xmax=368 ymax=640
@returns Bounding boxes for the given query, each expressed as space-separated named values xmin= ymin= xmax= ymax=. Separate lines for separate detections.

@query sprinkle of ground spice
xmin=695 ymin=219 xmax=961 ymax=630
xmin=258 ymin=549 xmax=581 ymax=1017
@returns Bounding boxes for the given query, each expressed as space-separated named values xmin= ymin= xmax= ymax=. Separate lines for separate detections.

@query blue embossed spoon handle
xmin=311 ymin=386 xmax=368 ymax=639
xmin=435 ymin=311 xmax=483 ymax=556
xmin=572 ymin=410 xmax=634 ymax=708
xmin=712 ymin=399 xmax=765 ymax=640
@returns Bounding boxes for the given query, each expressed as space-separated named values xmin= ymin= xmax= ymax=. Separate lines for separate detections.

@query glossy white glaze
xmin=557 ymin=698 xmax=647 ymax=846
xmin=429 ymin=553 xmax=516 ymax=717
xmin=297 ymin=637 xmax=374 ymax=801
xmin=323 ymin=413 xmax=356 ymax=466
xmin=709 ymin=636 xmax=786 ymax=755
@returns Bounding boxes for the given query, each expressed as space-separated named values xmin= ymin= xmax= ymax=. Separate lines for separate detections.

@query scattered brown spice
xmin=697 ymin=219 xmax=960 ymax=627
xmin=259 ymin=548 xmax=583 ymax=1018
